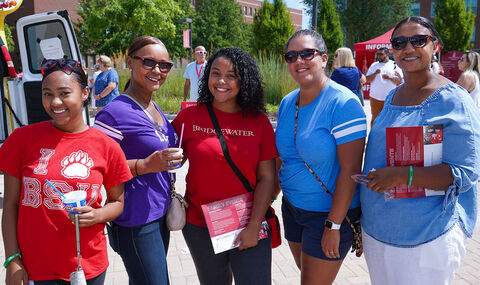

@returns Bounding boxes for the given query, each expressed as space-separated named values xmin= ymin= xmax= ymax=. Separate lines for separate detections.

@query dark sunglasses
xmin=132 ymin=55 xmax=173 ymax=72
xmin=284 ymin=49 xmax=323 ymax=64
xmin=390 ymin=35 xmax=436 ymax=50
xmin=41 ymin=58 xmax=82 ymax=77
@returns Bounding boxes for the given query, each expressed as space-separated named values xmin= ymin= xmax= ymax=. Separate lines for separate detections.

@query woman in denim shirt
xmin=361 ymin=16 xmax=480 ymax=284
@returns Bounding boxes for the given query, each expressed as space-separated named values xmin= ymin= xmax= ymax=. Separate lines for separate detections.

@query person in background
xmin=431 ymin=54 xmax=443 ymax=75
xmin=361 ymin=16 xmax=480 ymax=284
xmin=365 ymin=47 xmax=403 ymax=124
xmin=331 ymin=47 xmax=366 ymax=105
xmin=94 ymin=36 xmax=182 ymax=285
xmin=183 ymin=45 xmax=207 ymax=102
xmin=94 ymin=55 xmax=120 ymax=110
xmin=88 ymin=64 xmax=101 ymax=109
xmin=276 ymin=29 xmax=366 ymax=284
xmin=1 ymin=58 xmax=131 ymax=284
xmin=173 ymin=47 xmax=276 ymax=285
xmin=457 ymin=51 xmax=480 ymax=108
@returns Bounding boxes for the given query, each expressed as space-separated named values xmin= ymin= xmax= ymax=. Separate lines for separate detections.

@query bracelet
xmin=3 ymin=252 xmax=21 ymax=268
xmin=407 ymin=165 xmax=414 ymax=188
xmin=134 ymin=159 xmax=140 ymax=176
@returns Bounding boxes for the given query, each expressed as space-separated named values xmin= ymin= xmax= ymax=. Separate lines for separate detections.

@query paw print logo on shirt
xmin=61 ymin=150 xmax=94 ymax=179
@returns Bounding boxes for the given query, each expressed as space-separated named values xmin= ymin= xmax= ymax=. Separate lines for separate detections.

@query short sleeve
xmin=259 ymin=115 xmax=277 ymax=161
xmin=0 ymin=127 xmax=28 ymax=178
xmin=103 ymin=139 xmax=132 ymax=190
xmin=107 ymin=69 xmax=119 ymax=84
xmin=331 ymin=96 xmax=367 ymax=145
xmin=94 ymin=110 xmax=124 ymax=142
xmin=330 ymin=69 xmax=340 ymax=83
xmin=183 ymin=64 xmax=190 ymax=79
xmin=366 ymin=63 xmax=376 ymax=76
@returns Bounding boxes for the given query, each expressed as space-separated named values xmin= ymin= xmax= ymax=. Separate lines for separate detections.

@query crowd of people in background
xmin=2 ymin=15 xmax=480 ymax=285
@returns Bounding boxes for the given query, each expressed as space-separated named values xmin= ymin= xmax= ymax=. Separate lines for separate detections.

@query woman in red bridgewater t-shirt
xmin=0 ymin=59 xmax=132 ymax=284
xmin=172 ymin=47 xmax=277 ymax=284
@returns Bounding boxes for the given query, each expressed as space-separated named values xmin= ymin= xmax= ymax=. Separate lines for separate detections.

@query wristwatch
xmin=324 ymin=219 xmax=341 ymax=230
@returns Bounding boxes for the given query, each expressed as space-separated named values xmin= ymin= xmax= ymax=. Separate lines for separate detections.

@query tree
xmin=252 ymin=0 xmax=294 ymax=57
xmin=303 ymin=0 xmax=412 ymax=47
xmin=434 ymin=0 xmax=475 ymax=51
xmin=76 ymin=0 xmax=182 ymax=57
xmin=317 ymin=0 xmax=343 ymax=55
xmin=193 ymin=0 xmax=247 ymax=52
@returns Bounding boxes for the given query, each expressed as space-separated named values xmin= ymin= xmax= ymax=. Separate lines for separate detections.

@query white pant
xmin=363 ymin=223 xmax=467 ymax=285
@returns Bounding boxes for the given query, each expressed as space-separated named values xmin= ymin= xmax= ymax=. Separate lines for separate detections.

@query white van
xmin=0 ymin=10 xmax=88 ymax=143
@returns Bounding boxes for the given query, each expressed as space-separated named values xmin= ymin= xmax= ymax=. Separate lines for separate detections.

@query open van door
xmin=1 ymin=9 xmax=89 ymax=142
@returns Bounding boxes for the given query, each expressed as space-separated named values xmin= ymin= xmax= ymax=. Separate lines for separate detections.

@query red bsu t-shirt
xmin=0 ymin=122 xmax=132 ymax=281
xmin=172 ymin=105 xmax=277 ymax=227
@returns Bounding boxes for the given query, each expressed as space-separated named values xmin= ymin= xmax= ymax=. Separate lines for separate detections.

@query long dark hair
xmin=197 ymin=47 xmax=266 ymax=114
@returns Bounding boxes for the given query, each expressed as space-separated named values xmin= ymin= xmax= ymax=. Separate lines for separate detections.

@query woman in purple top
xmin=331 ymin=47 xmax=366 ymax=105
xmin=94 ymin=36 xmax=182 ymax=285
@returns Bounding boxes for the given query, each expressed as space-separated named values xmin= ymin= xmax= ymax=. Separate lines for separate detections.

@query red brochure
xmin=201 ymin=192 xmax=268 ymax=254
xmin=385 ymin=125 xmax=445 ymax=199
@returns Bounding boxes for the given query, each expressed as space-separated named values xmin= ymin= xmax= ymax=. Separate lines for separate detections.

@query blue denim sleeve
xmin=440 ymin=93 xmax=480 ymax=208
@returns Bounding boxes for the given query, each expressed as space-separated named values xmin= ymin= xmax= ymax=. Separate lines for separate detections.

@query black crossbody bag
xmin=206 ymin=103 xmax=281 ymax=248
xmin=293 ymin=98 xmax=363 ymax=257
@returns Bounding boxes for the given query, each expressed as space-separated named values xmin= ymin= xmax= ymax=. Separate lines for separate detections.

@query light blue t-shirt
xmin=183 ymin=61 xmax=206 ymax=101
xmin=95 ymin=68 xmax=120 ymax=107
xmin=276 ymin=81 xmax=367 ymax=212
xmin=361 ymin=83 xmax=480 ymax=247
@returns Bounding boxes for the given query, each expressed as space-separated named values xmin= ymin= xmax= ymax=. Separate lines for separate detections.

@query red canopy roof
xmin=354 ymin=29 xmax=394 ymax=52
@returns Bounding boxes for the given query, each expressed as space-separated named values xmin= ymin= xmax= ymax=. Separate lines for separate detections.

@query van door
xmin=1 ymin=10 xmax=88 ymax=142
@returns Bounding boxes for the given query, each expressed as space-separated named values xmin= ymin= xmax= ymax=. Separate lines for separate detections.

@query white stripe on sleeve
xmin=93 ymin=123 xmax=124 ymax=141
xmin=333 ymin=124 xmax=367 ymax=140
xmin=331 ymin=118 xmax=366 ymax=133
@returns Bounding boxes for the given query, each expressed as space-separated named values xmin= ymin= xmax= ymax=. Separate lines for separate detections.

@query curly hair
xmin=197 ymin=47 xmax=266 ymax=114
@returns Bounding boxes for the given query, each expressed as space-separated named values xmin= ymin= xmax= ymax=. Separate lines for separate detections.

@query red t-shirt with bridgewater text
xmin=172 ymin=105 xmax=277 ymax=227
xmin=0 ymin=122 xmax=132 ymax=281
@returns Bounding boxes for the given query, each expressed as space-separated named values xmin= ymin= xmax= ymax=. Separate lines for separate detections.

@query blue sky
xmin=284 ymin=0 xmax=310 ymax=28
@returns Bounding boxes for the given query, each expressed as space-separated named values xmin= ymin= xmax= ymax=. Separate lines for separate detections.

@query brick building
xmin=237 ymin=0 xmax=302 ymax=30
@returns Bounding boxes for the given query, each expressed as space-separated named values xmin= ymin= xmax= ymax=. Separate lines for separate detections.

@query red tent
xmin=353 ymin=29 xmax=393 ymax=98
xmin=353 ymin=28 xmax=394 ymax=74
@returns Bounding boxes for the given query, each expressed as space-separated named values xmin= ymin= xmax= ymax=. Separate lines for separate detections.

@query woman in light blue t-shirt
xmin=361 ymin=16 xmax=480 ymax=284
xmin=276 ymin=29 xmax=367 ymax=284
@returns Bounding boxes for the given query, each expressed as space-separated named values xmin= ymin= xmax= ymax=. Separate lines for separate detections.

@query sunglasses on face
xmin=390 ymin=35 xmax=435 ymax=50
xmin=284 ymin=49 xmax=322 ymax=64
xmin=195 ymin=51 xmax=207 ymax=55
xmin=132 ymin=55 xmax=173 ymax=72
xmin=41 ymin=58 xmax=83 ymax=77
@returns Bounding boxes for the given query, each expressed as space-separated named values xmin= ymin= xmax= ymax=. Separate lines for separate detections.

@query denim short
xmin=282 ymin=197 xmax=361 ymax=260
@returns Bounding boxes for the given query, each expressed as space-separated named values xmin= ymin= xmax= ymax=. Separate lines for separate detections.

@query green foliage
xmin=342 ymin=0 xmax=412 ymax=47
xmin=117 ymin=55 xmax=296 ymax=114
xmin=76 ymin=0 xmax=182 ymax=57
xmin=252 ymin=0 xmax=294 ymax=57
xmin=304 ymin=0 xmax=412 ymax=47
xmin=317 ymin=0 xmax=344 ymax=55
xmin=4 ymin=24 xmax=14 ymax=52
xmin=193 ymin=0 xmax=247 ymax=52
xmin=434 ymin=0 xmax=475 ymax=51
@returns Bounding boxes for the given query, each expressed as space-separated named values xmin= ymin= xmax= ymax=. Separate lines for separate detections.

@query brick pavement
xmin=0 ymin=101 xmax=479 ymax=284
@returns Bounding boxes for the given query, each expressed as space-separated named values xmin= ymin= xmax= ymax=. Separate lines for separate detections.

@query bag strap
xmin=206 ymin=103 xmax=254 ymax=193
xmin=206 ymin=103 xmax=274 ymax=219
xmin=293 ymin=96 xmax=355 ymax=227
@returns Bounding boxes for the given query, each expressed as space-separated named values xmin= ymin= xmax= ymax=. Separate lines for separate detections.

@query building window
xmin=244 ymin=6 xmax=248 ymax=15
xmin=249 ymin=7 xmax=252 ymax=15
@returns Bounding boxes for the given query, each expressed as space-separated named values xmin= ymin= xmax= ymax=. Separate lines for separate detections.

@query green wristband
xmin=407 ymin=166 xmax=414 ymax=188
xmin=3 ymin=252 xmax=21 ymax=268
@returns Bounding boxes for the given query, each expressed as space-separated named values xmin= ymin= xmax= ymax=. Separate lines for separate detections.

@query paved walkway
xmin=0 ymin=100 xmax=479 ymax=284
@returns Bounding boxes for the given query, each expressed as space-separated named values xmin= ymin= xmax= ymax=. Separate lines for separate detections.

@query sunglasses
xmin=41 ymin=58 xmax=83 ymax=77
xmin=132 ymin=55 xmax=173 ymax=72
xmin=390 ymin=35 xmax=436 ymax=50
xmin=195 ymin=51 xmax=207 ymax=55
xmin=284 ymin=49 xmax=322 ymax=64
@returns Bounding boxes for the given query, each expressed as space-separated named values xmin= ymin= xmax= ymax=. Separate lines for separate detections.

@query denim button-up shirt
xmin=360 ymin=83 xmax=480 ymax=247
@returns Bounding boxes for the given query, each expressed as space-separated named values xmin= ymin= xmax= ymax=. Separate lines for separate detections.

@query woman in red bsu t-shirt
xmin=0 ymin=59 xmax=132 ymax=284
xmin=172 ymin=47 xmax=277 ymax=284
